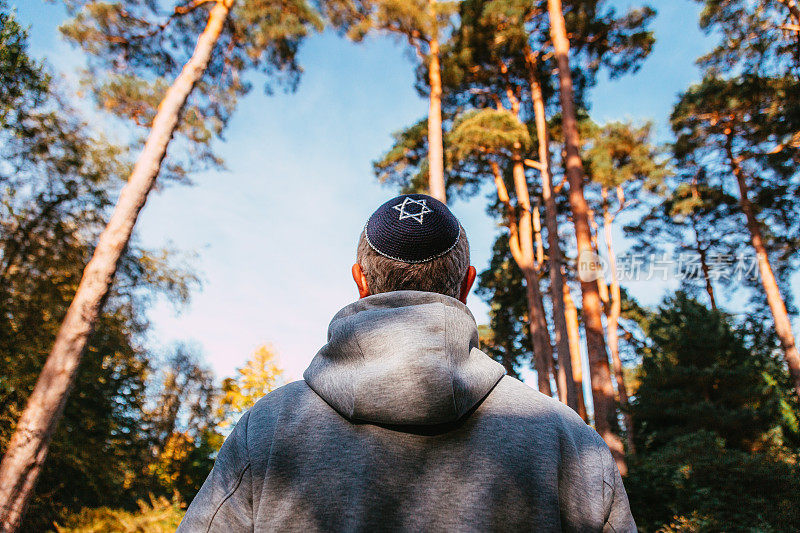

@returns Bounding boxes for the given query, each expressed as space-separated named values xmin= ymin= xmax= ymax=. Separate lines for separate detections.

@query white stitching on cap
xmin=363 ymin=223 xmax=461 ymax=264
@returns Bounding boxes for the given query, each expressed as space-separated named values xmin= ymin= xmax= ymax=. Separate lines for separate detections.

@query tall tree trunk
xmin=512 ymin=154 xmax=555 ymax=396
xmin=493 ymin=76 xmax=557 ymax=396
xmin=588 ymin=210 xmax=610 ymax=307
xmin=525 ymin=268 xmax=555 ymax=396
xmin=563 ymin=282 xmax=588 ymax=420
xmin=532 ymin=203 xmax=560 ymax=395
xmin=491 ymin=160 xmax=553 ymax=397
xmin=547 ymin=0 xmax=626 ymax=473
xmin=0 ymin=3 xmax=232 ymax=529
xmin=602 ymin=187 xmax=635 ymax=454
xmin=726 ymin=135 xmax=800 ymax=399
xmin=525 ymin=48 xmax=578 ymax=411
xmin=426 ymin=0 xmax=446 ymax=203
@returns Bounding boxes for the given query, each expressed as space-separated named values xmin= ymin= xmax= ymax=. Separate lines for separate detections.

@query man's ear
xmin=459 ymin=266 xmax=477 ymax=304
xmin=352 ymin=264 xmax=371 ymax=299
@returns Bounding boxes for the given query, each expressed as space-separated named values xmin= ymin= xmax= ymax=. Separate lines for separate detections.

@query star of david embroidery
xmin=393 ymin=197 xmax=432 ymax=224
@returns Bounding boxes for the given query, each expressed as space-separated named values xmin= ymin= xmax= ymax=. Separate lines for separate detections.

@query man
xmin=178 ymin=194 xmax=636 ymax=532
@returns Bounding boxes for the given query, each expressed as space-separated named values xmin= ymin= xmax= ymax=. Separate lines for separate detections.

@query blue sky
xmin=15 ymin=0 xmax=775 ymax=381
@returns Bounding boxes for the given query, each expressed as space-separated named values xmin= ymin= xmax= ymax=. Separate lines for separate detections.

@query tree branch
xmin=491 ymin=160 xmax=524 ymax=264
xmin=524 ymin=158 xmax=544 ymax=171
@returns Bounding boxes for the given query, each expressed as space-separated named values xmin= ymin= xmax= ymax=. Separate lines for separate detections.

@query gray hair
xmin=356 ymin=226 xmax=470 ymax=299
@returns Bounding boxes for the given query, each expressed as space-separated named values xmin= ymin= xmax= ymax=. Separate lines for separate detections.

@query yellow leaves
xmin=218 ymin=344 xmax=284 ymax=426
xmin=147 ymin=432 xmax=194 ymax=487
xmin=55 ymin=494 xmax=184 ymax=532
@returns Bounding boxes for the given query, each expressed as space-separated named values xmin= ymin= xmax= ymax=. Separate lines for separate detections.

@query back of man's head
xmin=355 ymin=194 xmax=470 ymax=299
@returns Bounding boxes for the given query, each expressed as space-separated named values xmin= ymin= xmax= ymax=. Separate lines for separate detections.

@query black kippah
xmin=365 ymin=194 xmax=461 ymax=263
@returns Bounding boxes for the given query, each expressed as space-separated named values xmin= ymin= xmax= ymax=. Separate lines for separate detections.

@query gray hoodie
xmin=177 ymin=291 xmax=636 ymax=532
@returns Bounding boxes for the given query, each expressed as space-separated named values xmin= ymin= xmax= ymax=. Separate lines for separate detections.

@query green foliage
xmin=625 ymin=172 xmax=745 ymax=302
xmin=55 ymin=495 xmax=185 ymax=533
xmin=372 ymin=116 xmax=484 ymax=199
xmin=59 ymin=0 xmax=323 ymax=179
xmin=633 ymin=293 xmax=787 ymax=452
xmin=695 ymin=0 xmax=799 ymax=76
xmin=667 ymin=1 xmax=800 ymax=312
xmin=626 ymin=292 xmax=800 ymax=531
xmin=564 ymin=0 xmax=656 ymax=80
xmin=373 ymin=118 xmax=431 ymax=194
xmin=671 ymin=73 xmax=800 ymax=306
xmin=372 ymin=0 xmax=657 ymax=200
xmin=447 ymin=0 xmax=656 ymax=112
xmin=448 ymin=108 xmax=531 ymax=160
xmin=325 ymin=0 xmax=458 ymax=46
xmin=583 ymin=121 xmax=667 ymax=191
xmin=628 ymin=431 xmax=800 ymax=532
xmin=0 ymin=1 xmax=47 ymax=127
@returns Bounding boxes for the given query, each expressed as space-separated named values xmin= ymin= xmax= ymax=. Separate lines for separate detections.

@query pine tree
xmin=583 ymin=120 xmax=668 ymax=452
xmin=0 ymin=1 xmax=322 ymax=528
xmin=0 ymin=3 xmax=46 ymax=129
xmin=0 ymin=8 xmax=200 ymax=524
xmin=452 ymin=0 xmax=577 ymax=407
xmin=671 ymin=74 xmax=800 ymax=398
xmin=375 ymin=0 xmax=657 ymax=428
xmin=625 ymin=169 xmax=745 ymax=311
xmin=326 ymin=0 xmax=458 ymax=202
xmin=547 ymin=0 xmax=624 ymax=468
xmin=626 ymin=292 xmax=800 ymax=531
xmin=449 ymin=108 xmax=558 ymax=395
xmin=673 ymin=0 xmax=800 ymax=398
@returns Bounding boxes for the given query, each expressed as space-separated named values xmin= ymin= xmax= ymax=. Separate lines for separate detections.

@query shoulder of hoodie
xmin=485 ymin=375 xmax=612 ymax=452
xmin=238 ymin=380 xmax=322 ymax=439
xmin=237 ymin=376 xmax=613 ymax=469
xmin=246 ymin=379 xmax=318 ymax=424
xmin=488 ymin=376 xmax=625 ymax=523
xmin=245 ymin=377 xmax=604 ymax=440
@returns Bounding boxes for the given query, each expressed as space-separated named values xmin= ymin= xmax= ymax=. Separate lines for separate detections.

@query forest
xmin=1 ymin=0 xmax=799 ymax=531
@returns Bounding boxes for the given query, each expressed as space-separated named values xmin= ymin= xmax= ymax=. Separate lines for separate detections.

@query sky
xmin=14 ymin=0 xmax=785 ymax=382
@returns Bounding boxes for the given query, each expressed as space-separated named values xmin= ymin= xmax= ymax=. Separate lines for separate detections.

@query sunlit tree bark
xmin=562 ymin=283 xmax=588 ymax=421
xmin=0 ymin=2 xmax=233 ymax=528
xmin=491 ymin=160 xmax=554 ymax=396
xmin=601 ymin=186 xmax=635 ymax=454
xmin=426 ymin=0 xmax=446 ymax=203
xmin=547 ymin=0 xmax=625 ymax=473
xmin=726 ymin=132 xmax=800 ymax=399
xmin=524 ymin=46 xmax=578 ymax=411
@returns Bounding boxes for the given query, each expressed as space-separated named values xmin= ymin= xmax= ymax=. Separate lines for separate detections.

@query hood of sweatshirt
xmin=303 ymin=291 xmax=506 ymax=426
